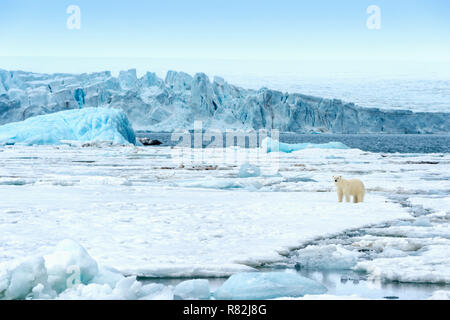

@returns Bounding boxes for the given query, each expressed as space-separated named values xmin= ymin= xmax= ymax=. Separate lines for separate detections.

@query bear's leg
xmin=345 ymin=194 xmax=350 ymax=202
xmin=338 ymin=190 xmax=343 ymax=202
xmin=359 ymin=192 xmax=365 ymax=203
xmin=353 ymin=195 xmax=358 ymax=203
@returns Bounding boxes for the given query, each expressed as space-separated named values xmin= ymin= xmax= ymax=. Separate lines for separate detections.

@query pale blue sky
xmin=0 ymin=0 xmax=449 ymax=75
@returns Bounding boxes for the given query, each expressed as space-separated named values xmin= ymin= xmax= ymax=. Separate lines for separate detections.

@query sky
xmin=0 ymin=0 xmax=449 ymax=76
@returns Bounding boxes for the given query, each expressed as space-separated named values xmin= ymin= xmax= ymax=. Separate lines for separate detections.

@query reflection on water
xmin=296 ymin=269 xmax=448 ymax=300
xmin=139 ymin=268 xmax=449 ymax=300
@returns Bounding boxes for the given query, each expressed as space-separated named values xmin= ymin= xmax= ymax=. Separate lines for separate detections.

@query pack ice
xmin=0 ymin=239 xmax=173 ymax=300
xmin=1 ymin=69 xmax=449 ymax=133
xmin=0 ymin=107 xmax=137 ymax=146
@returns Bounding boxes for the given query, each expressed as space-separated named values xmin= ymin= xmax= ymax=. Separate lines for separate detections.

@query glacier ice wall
xmin=0 ymin=68 xmax=449 ymax=134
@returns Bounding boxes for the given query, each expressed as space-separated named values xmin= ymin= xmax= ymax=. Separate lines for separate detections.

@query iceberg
xmin=238 ymin=163 xmax=261 ymax=178
xmin=0 ymin=68 xmax=448 ymax=134
xmin=214 ymin=272 xmax=327 ymax=300
xmin=44 ymin=239 xmax=99 ymax=293
xmin=0 ymin=257 xmax=51 ymax=300
xmin=263 ymin=137 xmax=349 ymax=153
xmin=173 ymin=279 xmax=211 ymax=300
xmin=0 ymin=107 xmax=136 ymax=146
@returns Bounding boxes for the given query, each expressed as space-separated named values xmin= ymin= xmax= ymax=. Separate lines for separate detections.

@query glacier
xmin=0 ymin=68 xmax=449 ymax=134
xmin=0 ymin=107 xmax=137 ymax=146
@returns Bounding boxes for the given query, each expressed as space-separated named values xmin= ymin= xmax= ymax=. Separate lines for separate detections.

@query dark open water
xmin=137 ymin=132 xmax=450 ymax=153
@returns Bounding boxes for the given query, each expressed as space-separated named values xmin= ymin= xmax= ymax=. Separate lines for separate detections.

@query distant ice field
xmin=3 ymin=57 xmax=449 ymax=113
xmin=227 ymin=76 xmax=450 ymax=113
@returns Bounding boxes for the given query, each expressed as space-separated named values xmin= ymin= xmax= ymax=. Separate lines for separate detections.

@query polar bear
xmin=333 ymin=176 xmax=365 ymax=203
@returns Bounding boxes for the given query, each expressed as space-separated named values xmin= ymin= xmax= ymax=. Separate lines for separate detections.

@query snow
xmin=293 ymin=245 xmax=361 ymax=270
xmin=0 ymin=107 xmax=136 ymax=146
xmin=355 ymin=244 xmax=450 ymax=284
xmin=173 ymin=279 xmax=210 ymax=300
xmin=214 ymin=271 xmax=327 ymax=300
xmin=428 ymin=291 xmax=450 ymax=300
xmin=0 ymin=184 xmax=409 ymax=278
xmin=0 ymin=68 xmax=448 ymax=133
xmin=0 ymin=143 xmax=448 ymax=299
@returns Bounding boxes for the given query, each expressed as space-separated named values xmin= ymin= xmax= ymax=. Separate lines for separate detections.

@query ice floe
xmin=214 ymin=271 xmax=327 ymax=300
xmin=293 ymin=244 xmax=362 ymax=270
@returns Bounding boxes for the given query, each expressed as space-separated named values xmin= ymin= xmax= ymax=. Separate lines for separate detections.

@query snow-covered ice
xmin=355 ymin=244 xmax=450 ymax=283
xmin=0 ymin=142 xmax=448 ymax=299
xmin=293 ymin=244 xmax=361 ymax=270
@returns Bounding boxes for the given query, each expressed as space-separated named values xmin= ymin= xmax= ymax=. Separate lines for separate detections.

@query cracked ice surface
xmin=0 ymin=145 xmax=448 ymax=283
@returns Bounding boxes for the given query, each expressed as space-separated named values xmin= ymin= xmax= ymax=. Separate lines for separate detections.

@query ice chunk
xmin=44 ymin=239 xmax=99 ymax=293
xmin=214 ymin=272 xmax=327 ymax=300
xmin=238 ymin=163 xmax=261 ymax=178
xmin=56 ymin=283 xmax=114 ymax=300
xmin=90 ymin=266 xmax=125 ymax=288
xmin=173 ymin=279 xmax=210 ymax=300
xmin=140 ymin=283 xmax=174 ymax=300
xmin=0 ymin=240 xmax=175 ymax=300
xmin=111 ymin=276 xmax=143 ymax=300
xmin=176 ymin=177 xmax=263 ymax=190
xmin=0 ymin=107 xmax=137 ymax=146
xmin=263 ymin=137 xmax=349 ymax=153
xmin=118 ymin=69 xmax=138 ymax=90
xmin=57 ymin=277 xmax=173 ymax=300
xmin=0 ymin=257 xmax=52 ymax=300
xmin=294 ymin=245 xmax=361 ymax=270
xmin=412 ymin=217 xmax=432 ymax=227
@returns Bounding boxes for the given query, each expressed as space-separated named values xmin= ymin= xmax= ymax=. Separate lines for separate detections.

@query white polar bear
xmin=333 ymin=176 xmax=365 ymax=203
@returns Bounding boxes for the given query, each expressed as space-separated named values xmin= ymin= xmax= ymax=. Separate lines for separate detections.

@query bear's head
xmin=333 ymin=176 xmax=342 ymax=184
